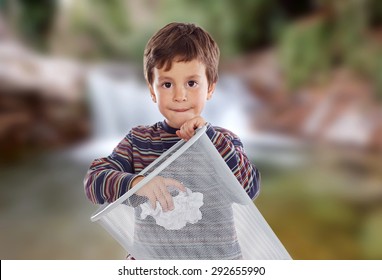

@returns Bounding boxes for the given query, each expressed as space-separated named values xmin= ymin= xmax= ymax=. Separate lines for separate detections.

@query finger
xmin=153 ymin=186 xmax=169 ymax=212
xmin=159 ymin=184 xmax=174 ymax=211
xmin=176 ymin=130 xmax=183 ymax=139
xmin=194 ymin=122 xmax=202 ymax=129
xmin=194 ymin=118 xmax=205 ymax=129
xmin=176 ymin=127 xmax=190 ymax=141
xmin=164 ymin=178 xmax=186 ymax=192
xmin=185 ymin=123 xmax=195 ymax=137
xmin=180 ymin=125 xmax=192 ymax=140
xmin=146 ymin=193 xmax=157 ymax=210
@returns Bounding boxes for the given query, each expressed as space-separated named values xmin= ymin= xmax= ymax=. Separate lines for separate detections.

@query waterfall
xmin=87 ymin=66 xmax=162 ymax=139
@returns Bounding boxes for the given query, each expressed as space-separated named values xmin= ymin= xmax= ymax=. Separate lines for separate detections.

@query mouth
xmin=171 ymin=108 xmax=190 ymax=112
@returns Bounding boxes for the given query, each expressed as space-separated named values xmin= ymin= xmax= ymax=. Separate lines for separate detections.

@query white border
xmin=3 ymin=260 xmax=382 ymax=280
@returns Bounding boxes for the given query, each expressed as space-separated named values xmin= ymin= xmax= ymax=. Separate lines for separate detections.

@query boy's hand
xmin=132 ymin=176 xmax=185 ymax=211
xmin=176 ymin=116 xmax=207 ymax=141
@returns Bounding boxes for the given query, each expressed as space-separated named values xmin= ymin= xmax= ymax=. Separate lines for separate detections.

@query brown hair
xmin=144 ymin=22 xmax=220 ymax=86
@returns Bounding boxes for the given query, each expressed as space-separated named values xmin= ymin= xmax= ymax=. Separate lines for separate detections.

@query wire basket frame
xmin=91 ymin=126 xmax=291 ymax=259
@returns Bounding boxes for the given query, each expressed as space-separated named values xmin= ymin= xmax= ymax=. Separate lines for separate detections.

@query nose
xmin=173 ymin=86 xmax=187 ymax=102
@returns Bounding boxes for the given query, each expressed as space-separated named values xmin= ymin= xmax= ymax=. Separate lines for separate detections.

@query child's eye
xmin=162 ymin=82 xmax=172 ymax=89
xmin=187 ymin=81 xmax=197 ymax=87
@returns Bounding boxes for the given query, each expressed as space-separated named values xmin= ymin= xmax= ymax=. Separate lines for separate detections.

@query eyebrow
xmin=157 ymin=76 xmax=173 ymax=82
xmin=186 ymin=75 xmax=202 ymax=80
xmin=157 ymin=75 xmax=202 ymax=82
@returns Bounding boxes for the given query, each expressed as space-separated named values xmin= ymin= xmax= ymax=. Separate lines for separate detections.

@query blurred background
xmin=1 ymin=0 xmax=381 ymax=259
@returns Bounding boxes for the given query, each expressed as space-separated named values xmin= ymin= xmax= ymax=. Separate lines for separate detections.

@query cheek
xmin=193 ymin=96 xmax=207 ymax=111
xmin=196 ymin=90 xmax=209 ymax=103
xmin=156 ymin=93 xmax=170 ymax=107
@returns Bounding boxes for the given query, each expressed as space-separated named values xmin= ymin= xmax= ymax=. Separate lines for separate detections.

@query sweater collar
xmin=160 ymin=120 xmax=179 ymax=135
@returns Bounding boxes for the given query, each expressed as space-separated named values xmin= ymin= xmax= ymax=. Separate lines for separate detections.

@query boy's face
xmin=149 ymin=59 xmax=215 ymax=129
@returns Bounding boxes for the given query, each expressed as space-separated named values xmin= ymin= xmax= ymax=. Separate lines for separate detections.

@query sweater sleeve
xmin=205 ymin=124 xmax=261 ymax=200
xmin=83 ymin=131 xmax=141 ymax=204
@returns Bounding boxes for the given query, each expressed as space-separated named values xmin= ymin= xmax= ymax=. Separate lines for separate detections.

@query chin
xmin=167 ymin=115 xmax=195 ymax=127
xmin=167 ymin=119 xmax=188 ymax=129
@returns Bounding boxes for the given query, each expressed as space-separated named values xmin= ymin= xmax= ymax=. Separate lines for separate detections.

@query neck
xmin=161 ymin=120 xmax=179 ymax=134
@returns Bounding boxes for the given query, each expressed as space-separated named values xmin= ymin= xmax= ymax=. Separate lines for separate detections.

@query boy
xmin=84 ymin=22 xmax=260 ymax=259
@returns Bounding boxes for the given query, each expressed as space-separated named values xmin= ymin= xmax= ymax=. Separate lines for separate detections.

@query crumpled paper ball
xmin=139 ymin=187 xmax=204 ymax=230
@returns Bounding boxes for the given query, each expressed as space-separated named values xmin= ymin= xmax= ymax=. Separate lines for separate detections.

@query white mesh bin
xmin=91 ymin=126 xmax=291 ymax=260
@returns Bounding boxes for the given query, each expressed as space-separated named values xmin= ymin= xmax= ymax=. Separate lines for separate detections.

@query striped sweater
xmin=84 ymin=121 xmax=260 ymax=204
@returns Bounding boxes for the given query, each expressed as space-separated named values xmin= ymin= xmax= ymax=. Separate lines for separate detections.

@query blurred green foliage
xmin=1 ymin=0 xmax=289 ymax=59
xmin=278 ymin=0 xmax=382 ymax=99
xmin=0 ymin=0 xmax=57 ymax=51
xmin=278 ymin=17 xmax=331 ymax=88
xmin=69 ymin=0 xmax=132 ymax=59
xmin=3 ymin=0 xmax=382 ymax=98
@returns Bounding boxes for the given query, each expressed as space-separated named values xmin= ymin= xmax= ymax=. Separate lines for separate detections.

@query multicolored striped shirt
xmin=84 ymin=121 xmax=260 ymax=204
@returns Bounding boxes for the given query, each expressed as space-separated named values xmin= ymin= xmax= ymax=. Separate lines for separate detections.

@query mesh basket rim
xmin=90 ymin=125 xmax=207 ymax=222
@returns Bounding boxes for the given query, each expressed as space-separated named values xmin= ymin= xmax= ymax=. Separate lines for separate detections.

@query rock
xmin=0 ymin=34 xmax=90 ymax=162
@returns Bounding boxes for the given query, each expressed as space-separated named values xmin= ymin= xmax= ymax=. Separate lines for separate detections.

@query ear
xmin=148 ymin=84 xmax=157 ymax=103
xmin=207 ymin=83 xmax=216 ymax=100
